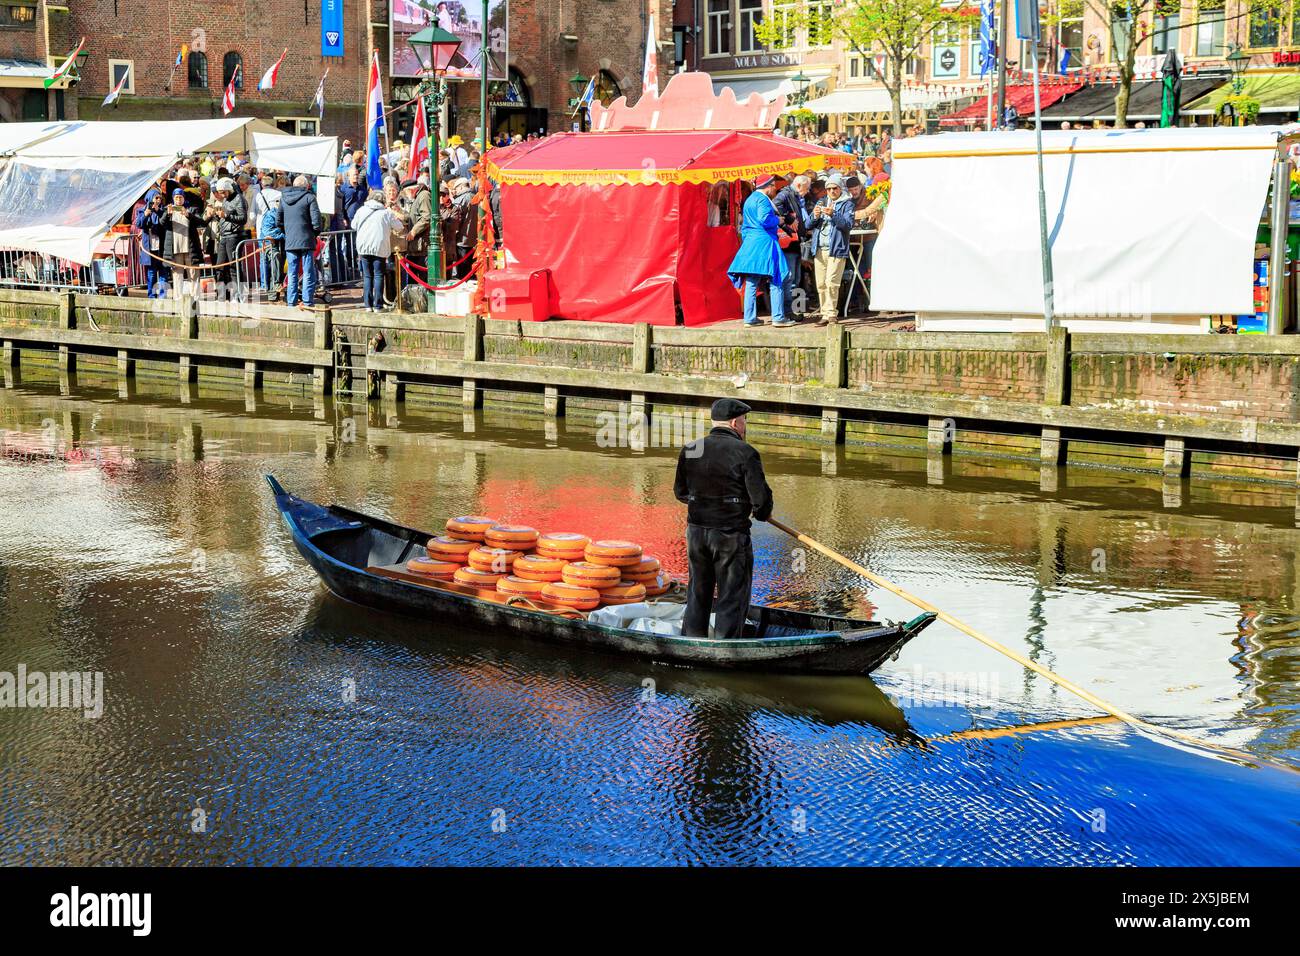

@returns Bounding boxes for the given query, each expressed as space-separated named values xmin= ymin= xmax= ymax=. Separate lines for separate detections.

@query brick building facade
xmin=20 ymin=0 xmax=671 ymax=145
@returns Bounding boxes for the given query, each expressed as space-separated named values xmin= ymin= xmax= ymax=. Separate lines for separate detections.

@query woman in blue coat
xmin=727 ymin=174 xmax=794 ymax=328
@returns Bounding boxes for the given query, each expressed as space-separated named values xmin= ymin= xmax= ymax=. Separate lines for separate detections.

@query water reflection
xmin=1 ymin=378 xmax=1299 ymax=865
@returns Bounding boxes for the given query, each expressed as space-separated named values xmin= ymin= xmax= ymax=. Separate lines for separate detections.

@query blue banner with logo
xmin=321 ymin=0 xmax=344 ymax=58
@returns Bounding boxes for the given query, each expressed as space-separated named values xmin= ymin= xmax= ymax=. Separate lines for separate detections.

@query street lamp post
xmin=408 ymin=26 xmax=462 ymax=283
xmin=568 ymin=71 xmax=590 ymax=129
xmin=1227 ymin=43 xmax=1250 ymax=97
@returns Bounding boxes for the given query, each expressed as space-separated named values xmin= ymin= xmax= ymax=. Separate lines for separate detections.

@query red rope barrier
xmin=401 ymin=245 xmax=474 ymax=273
xmin=398 ymin=255 xmax=476 ymax=292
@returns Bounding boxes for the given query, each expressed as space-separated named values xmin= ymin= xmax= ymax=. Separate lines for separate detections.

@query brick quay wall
xmin=4 ymin=288 xmax=1300 ymax=485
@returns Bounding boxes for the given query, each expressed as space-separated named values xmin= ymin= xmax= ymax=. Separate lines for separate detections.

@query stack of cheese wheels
xmin=467 ymin=546 xmax=520 ymax=573
xmin=425 ymin=535 xmax=476 ymax=564
xmin=406 ymin=555 xmax=460 ymax=579
xmin=445 ymin=515 xmax=496 ymax=542
xmin=535 ymin=532 xmax=590 ymax=561
xmin=453 ymin=566 xmax=507 ymax=588
xmin=512 ymin=554 xmax=566 ymax=582
xmin=484 ymin=524 xmax=539 ymax=552
xmin=622 ymin=557 xmax=661 ymax=584
xmin=540 ymin=581 xmax=602 ymax=610
xmin=583 ymin=540 xmax=644 ymax=569
xmin=497 ymin=575 xmax=547 ymax=598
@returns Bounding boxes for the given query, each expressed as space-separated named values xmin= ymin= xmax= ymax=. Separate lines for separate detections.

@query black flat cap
xmin=711 ymin=398 xmax=752 ymax=420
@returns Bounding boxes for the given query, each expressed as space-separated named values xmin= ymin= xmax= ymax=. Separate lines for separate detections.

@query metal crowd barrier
xmin=317 ymin=229 xmax=360 ymax=290
xmin=0 ymin=248 xmax=97 ymax=294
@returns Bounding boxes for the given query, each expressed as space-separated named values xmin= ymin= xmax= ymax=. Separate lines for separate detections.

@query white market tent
xmin=871 ymin=126 xmax=1298 ymax=333
xmin=794 ymin=86 xmax=969 ymax=114
xmin=0 ymin=118 xmax=338 ymax=264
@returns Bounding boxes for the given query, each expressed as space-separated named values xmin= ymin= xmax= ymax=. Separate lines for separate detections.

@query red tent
xmin=939 ymin=81 xmax=1083 ymax=127
xmin=483 ymin=73 xmax=853 ymax=326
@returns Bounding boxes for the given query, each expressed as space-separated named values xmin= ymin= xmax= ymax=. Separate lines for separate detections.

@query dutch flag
xmin=258 ymin=49 xmax=288 ymax=92
xmin=366 ymin=51 xmax=385 ymax=189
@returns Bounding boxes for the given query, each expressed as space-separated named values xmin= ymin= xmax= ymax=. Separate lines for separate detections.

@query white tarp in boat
xmin=870 ymin=126 xmax=1289 ymax=322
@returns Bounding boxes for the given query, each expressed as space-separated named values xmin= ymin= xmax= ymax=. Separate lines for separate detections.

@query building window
xmin=738 ymin=0 xmax=764 ymax=53
xmin=1195 ymin=1 xmax=1225 ymax=55
xmin=1060 ymin=16 xmax=1084 ymax=64
xmin=672 ymin=25 xmax=687 ymax=65
xmin=707 ymin=0 xmax=731 ymax=57
xmin=808 ymin=2 xmax=835 ymax=47
xmin=932 ymin=21 xmax=961 ymax=78
xmin=1151 ymin=14 xmax=1179 ymax=54
xmin=1248 ymin=6 xmax=1280 ymax=47
xmin=850 ymin=57 xmax=860 ymax=78
xmin=276 ymin=117 xmax=319 ymax=136
xmin=1110 ymin=4 xmax=1133 ymax=65
xmin=766 ymin=2 xmax=798 ymax=49
xmin=595 ymin=70 xmax=621 ymax=106
xmin=223 ymin=51 xmax=243 ymax=89
xmin=1 ymin=3 xmax=37 ymax=29
xmin=188 ymin=50 xmax=208 ymax=88
xmin=107 ymin=59 xmax=134 ymax=94
xmin=506 ymin=66 xmax=532 ymax=107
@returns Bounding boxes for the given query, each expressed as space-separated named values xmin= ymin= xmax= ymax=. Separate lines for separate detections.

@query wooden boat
xmin=267 ymin=475 xmax=936 ymax=675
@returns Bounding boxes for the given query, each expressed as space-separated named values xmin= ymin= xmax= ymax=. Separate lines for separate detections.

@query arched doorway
xmin=595 ymin=70 xmax=621 ymax=107
xmin=492 ymin=66 xmax=547 ymax=141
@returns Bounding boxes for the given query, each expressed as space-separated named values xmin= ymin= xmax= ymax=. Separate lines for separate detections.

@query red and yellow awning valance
xmin=484 ymin=130 xmax=854 ymax=187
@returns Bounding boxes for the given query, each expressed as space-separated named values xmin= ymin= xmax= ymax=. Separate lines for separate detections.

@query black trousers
xmin=683 ymin=525 xmax=753 ymax=639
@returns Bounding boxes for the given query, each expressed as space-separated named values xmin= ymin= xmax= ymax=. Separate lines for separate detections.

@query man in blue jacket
xmin=727 ymin=174 xmax=794 ymax=328
xmin=275 ymin=175 xmax=322 ymax=309
xmin=808 ymin=174 xmax=856 ymax=325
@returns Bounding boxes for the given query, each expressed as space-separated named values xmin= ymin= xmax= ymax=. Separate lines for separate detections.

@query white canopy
xmin=796 ymin=86 xmax=969 ymax=114
xmin=249 ymin=131 xmax=338 ymax=178
xmin=871 ymin=126 xmax=1290 ymax=322
xmin=0 ymin=119 xmax=337 ymax=264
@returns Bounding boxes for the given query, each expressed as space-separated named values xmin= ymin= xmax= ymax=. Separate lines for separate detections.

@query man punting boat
xmin=673 ymin=398 xmax=774 ymax=639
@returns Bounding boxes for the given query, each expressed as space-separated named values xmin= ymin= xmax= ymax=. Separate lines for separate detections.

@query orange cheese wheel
xmin=425 ymin=535 xmax=475 ymax=560
xmin=643 ymin=574 xmax=673 ymax=597
xmin=497 ymin=575 xmax=547 ymax=597
xmin=584 ymin=540 xmax=644 ymax=568
xmin=585 ymin=539 xmax=643 ymax=559
xmin=541 ymin=581 xmax=601 ymax=611
xmin=599 ymin=581 xmax=648 ymax=605
xmin=445 ymin=515 xmax=497 ymax=541
xmin=537 ymin=532 xmax=591 ymax=553
xmin=536 ymin=545 xmax=588 ymax=561
xmin=453 ymin=566 xmax=506 ymax=587
xmin=561 ymin=561 xmax=622 ymax=588
xmin=483 ymin=525 xmax=539 ymax=551
xmin=406 ymin=556 xmax=459 ymax=577
xmin=512 ymin=554 xmax=567 ymax=582
xmin=622 ymin=557 xmax=662 ymax=582
xmin=467 ymin=546 xmax=520 ymax=572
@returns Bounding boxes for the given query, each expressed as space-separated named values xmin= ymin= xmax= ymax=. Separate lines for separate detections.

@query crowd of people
xmin=725 ymin=139 xmax=893 ymax=326
xmin=127 ymin=130 xmax=500 ymax=312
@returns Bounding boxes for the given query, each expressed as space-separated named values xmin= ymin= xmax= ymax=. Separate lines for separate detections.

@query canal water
xmin=1 ymin=378 xmax=1298 ymax=865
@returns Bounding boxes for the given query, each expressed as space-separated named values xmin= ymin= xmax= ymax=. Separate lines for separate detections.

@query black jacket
xmin=275 ymin=185 xmax=323 ymax=252
xmin=674 ymin=426 xmax=773 ymax=532
xmin=772 ymin=184 xmax=810 ymax=239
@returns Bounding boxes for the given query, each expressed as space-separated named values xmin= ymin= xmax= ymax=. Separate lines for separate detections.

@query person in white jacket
xmin=350 ymin=189 xmax=405 ymax=312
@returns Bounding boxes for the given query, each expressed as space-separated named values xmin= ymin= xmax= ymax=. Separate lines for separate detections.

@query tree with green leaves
xmin=755 ymin=0 xmax=966 ymax=135
xmin=1047 ymin=0 xmax=1276 ymax=128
